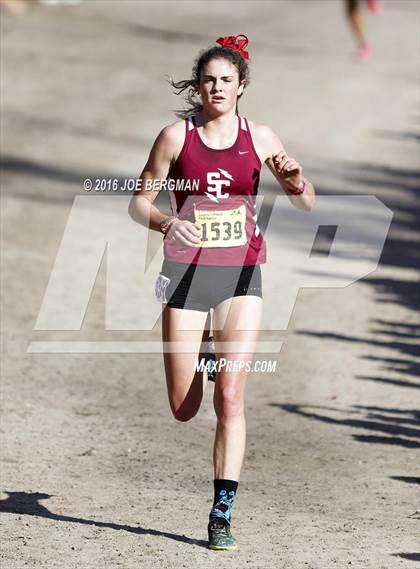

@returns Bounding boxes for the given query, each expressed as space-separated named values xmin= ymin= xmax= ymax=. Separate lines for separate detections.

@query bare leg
xmin=346 ymin=0 xmax=368 ymax=47
xmin=212 ymin=296 xmax=262 ymax=480
xmin=345 ymin=0 xmax=371 ymax=59
xmin=162 ymin=306 xmax=211 ymax=422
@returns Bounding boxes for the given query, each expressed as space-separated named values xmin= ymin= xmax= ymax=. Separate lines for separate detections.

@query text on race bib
xmin=194 ymin=205 xmax=247 ymax=248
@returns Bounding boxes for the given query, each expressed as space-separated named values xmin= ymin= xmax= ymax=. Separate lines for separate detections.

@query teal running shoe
xmin=207 ymin=518 xmax=238 ymax=551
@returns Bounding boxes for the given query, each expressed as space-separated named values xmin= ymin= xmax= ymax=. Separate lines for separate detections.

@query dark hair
xmin=167 ymin=46 xmax=250 ymax=119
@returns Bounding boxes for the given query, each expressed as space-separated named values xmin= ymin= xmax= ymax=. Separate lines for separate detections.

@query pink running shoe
xmin=357 ymin=42 xmax=372 ymax=61
xmin=367 ymin=0 xmax=383 ymax=14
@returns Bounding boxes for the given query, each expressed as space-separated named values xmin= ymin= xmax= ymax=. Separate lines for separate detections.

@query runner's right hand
xmin=166 ymin=219 xmax=202 ymax=247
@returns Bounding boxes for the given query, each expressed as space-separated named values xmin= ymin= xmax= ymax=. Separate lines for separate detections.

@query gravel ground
xmin=1 ymin=1 xmax=419 ymax=568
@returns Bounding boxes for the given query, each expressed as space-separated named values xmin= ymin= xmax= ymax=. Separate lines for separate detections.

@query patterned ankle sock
xmin=209 ymin=479 xmax=238 ymax=526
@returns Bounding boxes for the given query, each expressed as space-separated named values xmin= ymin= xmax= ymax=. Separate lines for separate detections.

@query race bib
xmin=194 ymin=205 xmax=247 ymax=248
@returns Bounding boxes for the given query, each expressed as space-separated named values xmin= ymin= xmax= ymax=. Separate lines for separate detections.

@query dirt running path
xmin=1 ymin=1 xmax=419 ymax=568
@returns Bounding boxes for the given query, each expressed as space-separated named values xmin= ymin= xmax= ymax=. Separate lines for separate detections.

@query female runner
xmin=129 ymin=34 xmax=315 ymax=551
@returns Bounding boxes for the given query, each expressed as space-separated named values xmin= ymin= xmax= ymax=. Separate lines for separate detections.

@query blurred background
xmin=1 ymin=1 xmax=419 ymax=568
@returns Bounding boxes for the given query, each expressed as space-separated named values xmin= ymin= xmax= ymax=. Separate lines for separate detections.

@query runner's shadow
xmin=0 ymin=491 xmax=208 ymax=548
xmin=391 ymin=553 xmax=420 ymax=562
xmin=389 ymin=476 xmax=420 ymax=485
xmin=270 ymin=403 xmax=420 ymax=449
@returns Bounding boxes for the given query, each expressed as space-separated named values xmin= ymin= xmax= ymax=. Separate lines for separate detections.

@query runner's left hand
xmin=272 ymin=151 xmax=302 ymax=189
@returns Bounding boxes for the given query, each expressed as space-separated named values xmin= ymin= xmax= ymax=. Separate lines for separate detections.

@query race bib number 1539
xmin=194 ymin=205 xmax=247 ymax=248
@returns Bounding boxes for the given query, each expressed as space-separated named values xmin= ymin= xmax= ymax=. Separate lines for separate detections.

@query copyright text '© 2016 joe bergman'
xmin=83 ymin=178 xmax=200 ymax=192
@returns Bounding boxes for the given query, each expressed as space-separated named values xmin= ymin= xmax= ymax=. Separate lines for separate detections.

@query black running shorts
xmin=155 ymin=260 xmax=263 ymax=312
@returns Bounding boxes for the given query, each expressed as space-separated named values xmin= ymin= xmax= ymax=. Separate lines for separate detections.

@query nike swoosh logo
xmin=238 ymin=150 xmax=249 ymax=155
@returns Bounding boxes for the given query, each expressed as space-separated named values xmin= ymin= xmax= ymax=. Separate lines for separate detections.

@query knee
xmin=171 ymin=406 xmax=198 ymax=423
xmin=215 ymin=386 xmax=244 ymax=420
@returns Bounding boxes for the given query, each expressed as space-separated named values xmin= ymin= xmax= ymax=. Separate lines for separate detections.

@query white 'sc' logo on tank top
xmin=205 ymin=168 xmax=234 ymax=202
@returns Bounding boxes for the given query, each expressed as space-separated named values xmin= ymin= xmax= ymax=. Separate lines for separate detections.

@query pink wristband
xmin=288 ymin=178 xmax=307 ymax=195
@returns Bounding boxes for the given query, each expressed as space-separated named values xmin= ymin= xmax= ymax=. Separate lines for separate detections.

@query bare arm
xmin=254 ymin=124 xmax=316 ymax=211
xmin=128 ymin=124 xmax=180 ymax=231
xmin=128 ymin=123 xmax=201 ymax=246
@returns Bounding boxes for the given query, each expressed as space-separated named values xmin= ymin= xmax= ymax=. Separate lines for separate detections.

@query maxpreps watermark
xmin=83 ymin=177 xmax=200 ymax=192
xmin=28 ymin=194 xmax=394 ymax=354
xmin=196 ymin=357 xmax=277 ymax=374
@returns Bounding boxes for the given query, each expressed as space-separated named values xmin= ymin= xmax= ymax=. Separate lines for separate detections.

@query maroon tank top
xmin=164 ymin=114 xmax=266 ymax=266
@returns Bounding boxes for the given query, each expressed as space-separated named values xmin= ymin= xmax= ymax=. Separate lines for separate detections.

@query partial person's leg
xmin=162 ymin=306 xmax=211 ymax=422
xmin=367 ymin=0 xmax=383 ymax=14
xmin=210 ymin=295 xmax=263 ymax=526
xmin=346 ymin=0 xmax=365 ymax=44
xmin=345 ymin=0 xmax=371 ymax=59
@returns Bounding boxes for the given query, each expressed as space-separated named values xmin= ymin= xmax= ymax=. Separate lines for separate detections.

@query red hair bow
xmin=216 ymin=34 xmax=250 ymax=60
